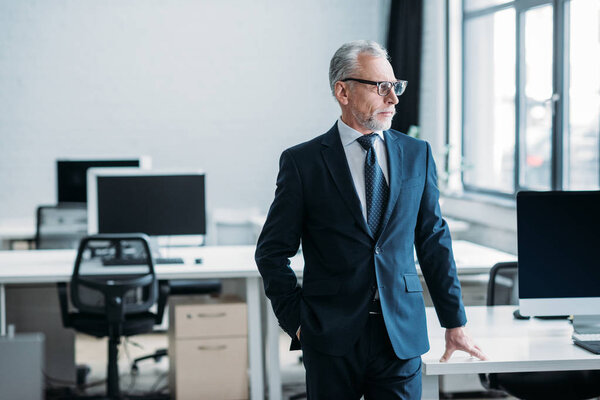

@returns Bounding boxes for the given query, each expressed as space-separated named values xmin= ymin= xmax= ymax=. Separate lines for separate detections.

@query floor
xmin=71 ymin=331 xmax=514 ymax=400
xmin=74 ymin=332 xmax=170 ymax=397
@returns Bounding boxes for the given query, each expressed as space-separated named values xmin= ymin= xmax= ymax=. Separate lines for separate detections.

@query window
xmin=458 ymin=0 xmax=600 ymax=195
xmin=520 ymin=4 xmax=553 ymax=190
xmin=463 ymin=8 xmax=516 ymax=192
xmin=565 ymin=0 xmax=600 ymax=189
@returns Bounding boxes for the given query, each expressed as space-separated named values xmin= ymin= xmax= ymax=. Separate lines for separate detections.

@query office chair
xmin=57 ymin=234 xmax=170 ymax=399
xmin=36 ymin=204 xmax=87 ymax=249
xmin=479 ymin=261 xmax=600 ymax=400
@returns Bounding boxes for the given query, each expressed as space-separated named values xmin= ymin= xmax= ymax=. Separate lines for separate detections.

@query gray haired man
xmin=255 ymin=40 xmax=486 ymax=399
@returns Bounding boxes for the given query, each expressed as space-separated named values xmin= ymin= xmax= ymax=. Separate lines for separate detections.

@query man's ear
xmin=334 ymin=81 xmax=349 ymax=105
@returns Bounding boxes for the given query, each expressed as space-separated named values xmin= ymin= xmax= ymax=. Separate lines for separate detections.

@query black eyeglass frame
xmin=340 ymin=78 xmax=408 ymax=96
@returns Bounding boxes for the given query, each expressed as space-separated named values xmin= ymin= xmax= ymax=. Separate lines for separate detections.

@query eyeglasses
xmin=341 ymin=78 xmax=408 ymax=97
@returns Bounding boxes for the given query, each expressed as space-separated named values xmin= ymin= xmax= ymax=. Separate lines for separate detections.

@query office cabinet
xmin=168 ymin=296 xmax=248 ymax=400
xmin=0 ymin=333 xmax=44 ymax=400
xmin=6 ymin=284 xmax=76 ymax=382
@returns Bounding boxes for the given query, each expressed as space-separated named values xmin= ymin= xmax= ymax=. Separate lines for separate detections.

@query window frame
xmin=454 ymin=0 xmax=578 ymax=197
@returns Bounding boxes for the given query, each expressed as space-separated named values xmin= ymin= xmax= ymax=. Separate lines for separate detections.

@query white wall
xmin=0 ymin=0 xmax=390 ymax=226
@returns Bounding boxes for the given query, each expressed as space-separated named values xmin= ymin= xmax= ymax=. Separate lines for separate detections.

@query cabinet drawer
xmin=173 ymin=337 xmax=248 ymax=400
xmin=174 ymin=302 xmax=247 ymax=338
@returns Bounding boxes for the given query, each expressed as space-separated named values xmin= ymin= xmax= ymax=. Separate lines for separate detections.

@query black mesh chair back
xmin=487 ymin=261 xmax=518 ymax=306
xmin=58 ymin=234 xmax=168 ymax=399
xmin=70 ymin=236 xmax=157 ymax=319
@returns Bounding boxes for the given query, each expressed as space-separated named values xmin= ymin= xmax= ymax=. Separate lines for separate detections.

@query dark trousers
xmin=301 ymin=313 xmax=422 ymax=400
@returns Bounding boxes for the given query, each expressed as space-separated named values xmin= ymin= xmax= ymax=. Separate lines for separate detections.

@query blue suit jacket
xmin=255 ymin=123 xmax=466 ymax=359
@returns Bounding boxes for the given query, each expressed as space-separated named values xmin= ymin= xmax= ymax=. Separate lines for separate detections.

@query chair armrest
xmin=155 ymin=280 xmax=170 ymax=325
xmin=56 ymin=282 xmax=71 ymax=328
xmin=479 ymin=373 xmax=491 ymax=389
xmin=479 ymin=372 xmax=502 ymax=391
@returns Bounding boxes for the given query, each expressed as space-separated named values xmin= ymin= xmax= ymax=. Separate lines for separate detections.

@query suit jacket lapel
xmin=378 ymin=130 xmax=404 ymax=238
xmin=321 ymin=124 xmax=373 ymax=240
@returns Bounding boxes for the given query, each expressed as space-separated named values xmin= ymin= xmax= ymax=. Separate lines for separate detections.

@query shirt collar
xmin=337 ymin=117 xmax=385 ymax=147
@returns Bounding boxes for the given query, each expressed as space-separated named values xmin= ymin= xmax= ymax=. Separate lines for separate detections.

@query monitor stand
xmin=148 ymin=237 xmax=187 ymax=264
xmin=114 ymin=236 xmax=170 ymax=261
xmin=129 ymin=235 xmax=205 ymax=264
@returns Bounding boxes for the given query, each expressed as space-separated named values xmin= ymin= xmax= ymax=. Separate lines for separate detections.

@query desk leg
xmin=0 ymin=283 xmax=5 ymax=336
xmin=246 ymin=277 xmax=264 ymax=400
xmin=266 ymin=301 xmax=282 ymax=400
xmin=421 ymin=373 xmax=439 ymax=400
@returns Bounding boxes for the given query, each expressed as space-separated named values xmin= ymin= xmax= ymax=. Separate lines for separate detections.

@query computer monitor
xmin=517 ymin=190 xmax=600 ymax=319
xmin=87 ymin=169 xmax=206 ymax=240
xmin=56 ymin=157 xmax=151 ymax=203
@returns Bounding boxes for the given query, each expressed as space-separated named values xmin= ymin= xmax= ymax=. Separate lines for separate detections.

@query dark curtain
xmin=386 ymin=0 xmax=423 ymax=134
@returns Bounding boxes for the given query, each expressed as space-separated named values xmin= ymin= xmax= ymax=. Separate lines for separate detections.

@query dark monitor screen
xmin=57 ymin=159 xmax=141 ymax=203
xmin=96 ymin=174 xmax=206 ymax=236
xmin=517 ymin=190 xmax=600 ymax=300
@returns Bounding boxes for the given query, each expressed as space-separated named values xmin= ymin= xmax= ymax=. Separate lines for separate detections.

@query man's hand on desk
xmin=440 ymin=326 xmax=488 ymax=362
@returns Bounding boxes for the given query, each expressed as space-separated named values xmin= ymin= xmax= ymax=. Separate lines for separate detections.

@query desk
xmin=0 ymin=246 xmax=275 ymax=400
xmin=0 ymin=218 xmax=36 ymax=249
xmin=422 ymin=306 xmax=600 ymax=399
xmin=0 ymin=241 xmax=515 ymax=400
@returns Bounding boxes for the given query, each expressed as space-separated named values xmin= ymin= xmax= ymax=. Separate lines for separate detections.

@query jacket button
xmin=375 ymin=247 xmax=381 ymax=255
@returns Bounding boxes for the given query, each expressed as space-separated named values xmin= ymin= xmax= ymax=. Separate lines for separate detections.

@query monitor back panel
xmin=517 ymin=191 xmax=600 ymax=300
xmin=57 ymin=160 xmax=140 ymax=203
xmin=96 ymin=174 xmax=206 ymax=236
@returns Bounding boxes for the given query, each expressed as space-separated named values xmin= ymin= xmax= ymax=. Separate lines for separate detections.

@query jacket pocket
xmin=302 ymin=278 xmax=342 ymax=296
xmin=403 ymin=274 xmax=423 ymax=293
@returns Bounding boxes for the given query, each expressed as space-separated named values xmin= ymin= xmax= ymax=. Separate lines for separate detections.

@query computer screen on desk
xmin=87 ymin=169 xmax=206 ymax=238
xmin=57 ymin=157 xmax=151 ymax=203
xmin=517 ymin=190 xmax=600 ymax=317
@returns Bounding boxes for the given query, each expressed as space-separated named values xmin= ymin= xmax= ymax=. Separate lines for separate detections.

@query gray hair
xmin=329 ymin=40 xmax=390 ymax=96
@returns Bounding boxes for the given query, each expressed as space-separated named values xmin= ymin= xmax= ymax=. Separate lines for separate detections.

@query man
xmin=255 ymin=40 xmax=486 ymax=399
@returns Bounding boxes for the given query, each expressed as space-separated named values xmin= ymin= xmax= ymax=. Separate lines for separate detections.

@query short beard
xmin=352 ymin=109 xmax=394 ymax=132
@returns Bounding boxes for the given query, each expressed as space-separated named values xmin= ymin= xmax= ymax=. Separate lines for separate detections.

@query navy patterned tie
xmin=356 ymin=133 xmax=389 ymax=237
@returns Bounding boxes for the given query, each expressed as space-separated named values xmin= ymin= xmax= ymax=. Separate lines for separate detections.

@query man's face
xmin=336 ymin=54 xmax=399 ymax=134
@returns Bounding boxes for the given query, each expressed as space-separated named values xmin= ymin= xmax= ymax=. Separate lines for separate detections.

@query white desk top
xmin=446 ymin=241 xmax=514 ymax=274
xmin=0 ymin=240 xmax=515 ymax=284
xmin=0 ymin=218 xmax=36 ymax=241
xmin=423 ymin=306 xmax=600 ymax=375
xmin=0 ymin=246 xmax=265 ymax=283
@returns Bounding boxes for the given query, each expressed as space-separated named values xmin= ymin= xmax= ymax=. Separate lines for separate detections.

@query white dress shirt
xmin=337 ymin=117 xmax=390 ymax=222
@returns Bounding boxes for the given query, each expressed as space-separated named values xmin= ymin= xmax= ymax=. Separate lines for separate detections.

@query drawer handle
xmin=197 ymin=345 xmax=227 ymax=351
xmin=196 ymin=312 xmax=227 ymax=318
